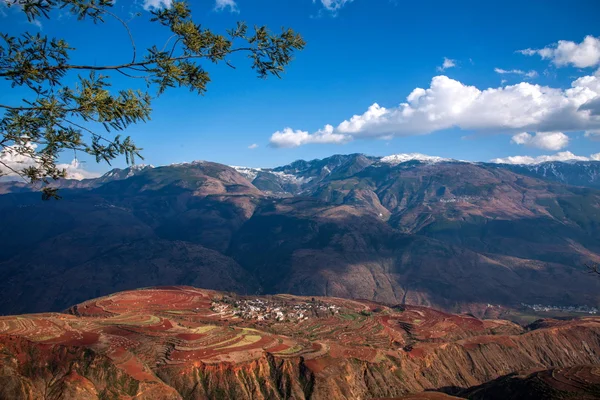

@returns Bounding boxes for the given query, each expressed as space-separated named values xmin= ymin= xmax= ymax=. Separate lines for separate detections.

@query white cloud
xmin=491 ymin=151 xmax=595 ymax=165
xmin=269 ymin=73 xmax=600 ymax=148
xmin=510 ymin=131 xmax=569 ymax=151
xmin=585 ymin=130 xmax=600 ymax=140
xmin=142 ymin=0 xmax=172 ymax=10
xmin=510 ymin=132 xmax=533 ymax=145
xmin=494 ymin=68 xmax=538 ymax=78
xmin=214 ymin=0 xmax=238 ymax=13
xmin=580 ymin=97 xmax=600 ymax=116
xmin=0 ymin=143 xmax=38 ymax=177
xmin=56 ymin=159 xmax=100 ymax=180
xmin=437 ymin=57 xmax=456 ymax=71
xmin=315 ymin=0 xmax=353 ymax=12
xmin=248 ymin=143 xmax=259 ymax=149
xmin=269 ymin=126 xmax=351 ymax=148
xmin=0 ymin=144 xmax=99 ymax=181
xmin=519 ymin=35 xmax=600 ymax=69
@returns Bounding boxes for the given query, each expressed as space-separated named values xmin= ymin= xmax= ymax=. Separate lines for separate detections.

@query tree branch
xmin=102 ymin=8 xmax=137 ymax=64
xmin=115 ymin=68 xmax=147 ymax=79
xmin=0 ymin=1 xmax=305 ymax=199
xmin=62 ymin=118 xmax=118 ymax=146
xmin=0 ymin=103 xmax=83 ymax=112
xmin=0 ymin=47 xmax=261 ymax=77
xmin=585 ymin=262 xmax=600 ymax=275
xmin=0 ymin=159 xmax=27 ymax=179
xmin=161 ymin=34 xmax=178 ymax=52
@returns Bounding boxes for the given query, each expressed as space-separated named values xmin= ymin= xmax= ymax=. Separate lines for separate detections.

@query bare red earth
xmin=0 ymin=286 xmax=600 ymax=399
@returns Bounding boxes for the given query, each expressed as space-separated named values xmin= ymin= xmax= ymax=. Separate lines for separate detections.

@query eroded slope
xmin=1 ymin=287 xmax=600 ymax=399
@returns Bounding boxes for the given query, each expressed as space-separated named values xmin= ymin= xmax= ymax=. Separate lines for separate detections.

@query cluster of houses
xmin=211 ymin=297 xmax=340 ymax=322
xmin=438 ymin=195 xmax=481 ymax=204
xmin=521 ymin=302 xmax=598 ymax=314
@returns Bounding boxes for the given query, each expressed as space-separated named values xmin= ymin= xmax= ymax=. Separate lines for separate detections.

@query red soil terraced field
xmin=1 ymin=286 xmax=600 ymax=399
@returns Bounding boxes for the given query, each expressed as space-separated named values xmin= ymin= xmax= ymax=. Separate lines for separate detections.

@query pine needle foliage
xmin=0 ymin=0 xmax=305 ymax=199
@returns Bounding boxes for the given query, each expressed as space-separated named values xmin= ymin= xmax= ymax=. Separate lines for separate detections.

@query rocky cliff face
xmin=1 ymin=287 xmax=600 ymax=399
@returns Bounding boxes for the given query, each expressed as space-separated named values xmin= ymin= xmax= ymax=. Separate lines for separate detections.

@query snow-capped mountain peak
xmin=379 ymin=153 xmax=450 ymax=165
xmin=101 ymin=164 xmax=154 ymax=179
xmin=231 ymin=166 xmax=264 ymax=181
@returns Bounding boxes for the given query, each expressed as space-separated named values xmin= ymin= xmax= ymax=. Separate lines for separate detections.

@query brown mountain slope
xmin=385 ymin=365 xmax=600 ymax=399
xmin=458 ymin=365 xmax=600 ymax=399
xmin=385 ymin=395 xmax=463 ymax=400
xmin=2 ymin=159 xmax=600 ymax=315
xmin=307 ymin=162 xmax=600 ymax=265
xmin=228 ymin=197 xmax=600 ymax=312
xmin=1 ymin=287 xmax=600 ymax=399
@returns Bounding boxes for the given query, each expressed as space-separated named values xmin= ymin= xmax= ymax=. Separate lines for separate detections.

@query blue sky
xmin=2 ymin=0 xmax=600 ymax=176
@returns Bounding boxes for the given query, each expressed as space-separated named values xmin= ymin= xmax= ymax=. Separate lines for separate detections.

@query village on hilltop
xmin=211 ymin=297 xmax=340 ymax=322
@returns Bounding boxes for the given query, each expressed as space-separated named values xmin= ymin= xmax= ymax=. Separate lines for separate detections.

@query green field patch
xmin=276 ymin=344 xmax=303 ymax=355
xmin=221 ymin=334 xmax=262 ymax=349
xmin=373 ymin=352 xmax=388 ymax=363
xmin=100 ymin=315 xmax=161 ymax=326
xmin=210 ymin=333 xmax=250 ymax=349
xmin=241 ymin=328 xmax=261 ymax=334
xmin=190 ymin=325 xmax=217 ymax=334
xmin=307 ymin=323 xmax=322 ymax=331
xmin=31 ymin=334 xmax=62 ymax=342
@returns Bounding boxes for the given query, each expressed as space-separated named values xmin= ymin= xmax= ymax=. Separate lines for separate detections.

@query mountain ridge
xmin=2 ymin=154 xmax=600 ymax=315
xmin=6 ymin=152 xmax=600 ymax=195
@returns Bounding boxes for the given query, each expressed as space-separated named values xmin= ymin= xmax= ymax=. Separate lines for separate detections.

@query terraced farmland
xmin=1 ymin=286 xmax=600 ymax=399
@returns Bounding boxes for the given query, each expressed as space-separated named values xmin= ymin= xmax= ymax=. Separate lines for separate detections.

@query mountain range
xmin=2 ymin=153 xmax=600 ymax=315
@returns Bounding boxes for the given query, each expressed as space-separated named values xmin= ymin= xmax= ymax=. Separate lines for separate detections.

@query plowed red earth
xmin=1 ymin=286 xmax=600 ymax=399
xmin=0 ymin=287 xmax=517 ymax=371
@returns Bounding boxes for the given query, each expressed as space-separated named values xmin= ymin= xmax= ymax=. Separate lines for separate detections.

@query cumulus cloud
xmin=56 ymin=159 xmax=101 ymax=180
xmin=580 ymin=97 xmax=600 ymax=116
xmin=142 ymin=0 xmax=172 ymax=10
xmin=248 ymin=143 xmax=259 ymax=149
xmin=0 ymin=144 xmax=37 ymax=177
xmin=269 ymin=73 xmax=600 ymax=148
xmin=519 ymin=35 xmax=600 ymax=68
xmin=269 ymin=126 xmax=351 ymax=148
xmin=437 ymin=57 xmax=456 ymax=71
xmin=491 ymin=151 xmax=599 ymax=165
xmin=494 ymin=68 xmax=538 ymax=78
xmin=315 ymin=0 xmax=353 ymax=12
xmin=215 ymin=0 xmax=238 ymax=12
xmin=510 ymin=131 xmax=569 ymax=151
xmin=0 ymin=144 xmax=99 ymax=181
